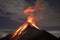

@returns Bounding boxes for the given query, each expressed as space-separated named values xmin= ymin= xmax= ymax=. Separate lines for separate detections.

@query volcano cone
xmin=0 ymin=24 xmax=58 ymax=40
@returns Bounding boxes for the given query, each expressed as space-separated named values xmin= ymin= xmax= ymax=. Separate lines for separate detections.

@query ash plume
xmin=25 ymin=0 xmax=48 ymax=27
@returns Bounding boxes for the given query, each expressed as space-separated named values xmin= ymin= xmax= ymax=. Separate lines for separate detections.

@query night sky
xmin=0 ymin=0 xmax=60 ymax=38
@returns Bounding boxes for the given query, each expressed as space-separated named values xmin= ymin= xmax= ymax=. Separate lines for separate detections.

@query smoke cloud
xmin=24 ymin=0 xmax=48 ymax=27
xmin=0 ymin=0 xmax=60 ymax=27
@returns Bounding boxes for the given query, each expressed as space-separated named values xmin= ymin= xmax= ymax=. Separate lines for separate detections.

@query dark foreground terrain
xmin=0 ymin=25 xmax=58 ymax=40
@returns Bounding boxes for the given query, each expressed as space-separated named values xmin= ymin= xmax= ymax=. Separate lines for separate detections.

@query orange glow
xmin=11 ymin=22 xmax=28 ymax=39
xmin=24 ymin=6 xmax=34 ymax=15
xmin=11 ymin=6 xmax=39 ymax=39
xmin=27 ymin=16 xmax=39 ymax=29
xmin=24 ymin=6 xmax=39 ymax=29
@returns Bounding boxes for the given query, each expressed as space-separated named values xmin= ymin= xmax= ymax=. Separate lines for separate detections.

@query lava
xmin=24 ymin=6 xmax=39 ymax=29
xmin=10 ymin=6 xmax=39 ymax=40
xmin=11 ymin=22 xmax=29 ymax=39
xmin=9 ymin=1 xmax=43 ymax=39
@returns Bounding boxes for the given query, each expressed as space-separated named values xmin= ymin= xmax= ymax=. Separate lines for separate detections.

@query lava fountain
xmin=24 ymin=6 xmax=39 ymax=29
xmin=10 ymin=6 xmax=39 ymax=40
xmin=0 ymin=0 xmax=58 ymax=40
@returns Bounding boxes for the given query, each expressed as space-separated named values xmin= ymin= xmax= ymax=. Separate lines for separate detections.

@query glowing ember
xmin=11 ymin=22 xmax=28 ymax=39
xmin=7 ymin=0 xmax=47 ymax=40
xmin=10 ymin=5 xmax=40 ymax=40
xmin=10 ymin=6 xmax=39 ymax=40
xmin=24 ymin=6 xmax=39 ymax=29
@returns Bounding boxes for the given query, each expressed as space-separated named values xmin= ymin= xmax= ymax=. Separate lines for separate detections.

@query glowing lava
xmin=24 ymin=6 xmax=39 ymax=29
xmin=10 ymin=22 xmax=28 ymax=39
xmin=10 ymin=6 xmax=39 ymax=40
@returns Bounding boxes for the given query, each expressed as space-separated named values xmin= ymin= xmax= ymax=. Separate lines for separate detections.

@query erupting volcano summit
xmin=10 ymin=6 xmax=40 ymax=40
xmin=0 ymin=6 xmax=58 ymax=40
xmin=0 ymin=0 xmax=58 ymax=40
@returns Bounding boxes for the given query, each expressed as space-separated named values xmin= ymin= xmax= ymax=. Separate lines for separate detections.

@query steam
xmin=25 ymin=0 xmax=48 ymax=27
xmin=0 ymin=0 xmax=48 ymax=27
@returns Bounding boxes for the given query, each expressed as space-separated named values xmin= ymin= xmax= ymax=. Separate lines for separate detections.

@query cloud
xmin=0 ymin=0 xmax=60 ymax=27
xmin=44 ymin=3 xmax=60 ymax=27
xmin=0 ymin=0 xmax=27 ymax=22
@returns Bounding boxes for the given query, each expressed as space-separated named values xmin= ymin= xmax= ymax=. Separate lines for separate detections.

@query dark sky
xmin=0 ymin=0 xmax=60 ymax=30
xmin=44 ymin=0 xmax=60 ymax=27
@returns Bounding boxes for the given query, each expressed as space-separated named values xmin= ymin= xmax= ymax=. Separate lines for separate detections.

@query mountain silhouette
xmin=0 ymin=24 xmax=58 ymax=40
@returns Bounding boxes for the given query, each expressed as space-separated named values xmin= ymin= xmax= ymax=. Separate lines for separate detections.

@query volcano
xmin=0 ymin=1 xmax=58 ymax=40
xmin=0 ymin=23 xmax=58 ymax=40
